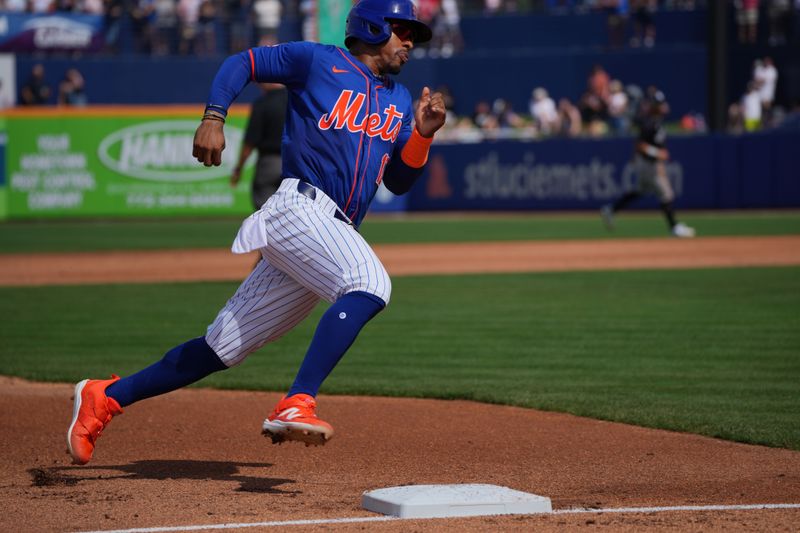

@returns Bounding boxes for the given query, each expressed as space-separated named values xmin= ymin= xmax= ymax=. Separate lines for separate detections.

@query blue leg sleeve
xmin=105 ymin=337 xmax=227 ymax=407
xmin=287 ymin=291 xmax=385 ymax=398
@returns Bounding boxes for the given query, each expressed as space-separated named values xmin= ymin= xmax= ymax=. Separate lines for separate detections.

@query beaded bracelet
xmin=202 ymin=112 xmax=226 ymax=124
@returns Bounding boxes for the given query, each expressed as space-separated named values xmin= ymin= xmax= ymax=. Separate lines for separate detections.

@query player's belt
xmin=296 ymin=181 xmax=355 ymax=227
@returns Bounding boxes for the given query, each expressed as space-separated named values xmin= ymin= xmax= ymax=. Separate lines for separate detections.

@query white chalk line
xmin=75 ymin=503 xmax=800 ymax=533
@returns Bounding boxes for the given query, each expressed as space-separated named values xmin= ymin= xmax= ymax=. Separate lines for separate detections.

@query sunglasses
xmin=391 ymin=23 xmax=415 ymax=42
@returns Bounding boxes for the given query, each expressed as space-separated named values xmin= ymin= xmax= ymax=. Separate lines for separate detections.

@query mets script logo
xmin=318 ymin=90 xmax=403 ymax=142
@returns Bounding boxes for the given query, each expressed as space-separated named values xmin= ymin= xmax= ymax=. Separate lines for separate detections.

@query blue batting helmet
xmin=345 ymin=0 xmax=433 ymax=47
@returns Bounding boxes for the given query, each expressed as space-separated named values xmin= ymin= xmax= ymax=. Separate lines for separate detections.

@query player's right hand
xmin=193 ymin=119 xmax=226 ymax=167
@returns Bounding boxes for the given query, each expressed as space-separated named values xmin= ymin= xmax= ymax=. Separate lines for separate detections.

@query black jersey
xmin=636 ymin=116 xmax=667 ymax=161
xmin=244 ymin=88 xmax=288 ymax=156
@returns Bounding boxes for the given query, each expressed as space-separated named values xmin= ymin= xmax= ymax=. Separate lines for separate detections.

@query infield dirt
xmin=2 ymin=236 xmax=799 ymax=531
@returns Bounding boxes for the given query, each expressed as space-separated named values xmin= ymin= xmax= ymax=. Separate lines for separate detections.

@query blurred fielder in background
xmin=602 ymin=86 xmax=696 ymax=238
xmin=230 ymin=82 xmax=288 ymax=210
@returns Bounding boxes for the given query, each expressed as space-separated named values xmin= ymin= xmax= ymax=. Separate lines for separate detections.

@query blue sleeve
xmin=382 ymin=156 xmax=425 ymax=195
xmin=251 ymin=42 xmax=315 ymax=86
xmin=205 ymin=42 xmax=315 ymax=117
xmin=382 ymin=102 xmax=424 ymax=195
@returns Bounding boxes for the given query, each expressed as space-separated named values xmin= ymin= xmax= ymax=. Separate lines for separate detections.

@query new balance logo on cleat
xmin=277 ymin=407 xmax=302 ymax=420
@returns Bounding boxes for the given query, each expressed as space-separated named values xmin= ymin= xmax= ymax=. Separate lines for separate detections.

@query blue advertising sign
xmin=0 ymin=14 xmax=105 ymax=53
xmin=408 ymin=132 xmax=800 ymax=211
xmin=409 ymin=137 xmax=697 ymax=211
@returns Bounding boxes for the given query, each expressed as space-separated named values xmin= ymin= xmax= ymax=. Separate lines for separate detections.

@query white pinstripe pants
xmin=206 ymin=179 xmax=392 ymax=367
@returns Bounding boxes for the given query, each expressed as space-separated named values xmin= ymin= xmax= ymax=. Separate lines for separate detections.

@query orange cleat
xmin=262 ymin=393 xmax=333 ymax=446
xmin=67 ymin=376 xmax=123 ymax=465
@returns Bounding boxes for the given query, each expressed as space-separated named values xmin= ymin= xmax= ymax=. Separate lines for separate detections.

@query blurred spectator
xmin=492 ymin=97 xmax=525 ymax=128
xmin=767 ymin=0 xmax=792 ymax=45
xmin=484 ymin=0 xmax=502 ymax=15
xmin=20 ymin=64 xmax=51 ymax=106
xmin=413 ymin=0 xmax=440 ymax=55
xmin=253 ymin=0 xmax=282 ymax=45
xmin=735 ymin=0 xmax=760 ymax=44
xmin=131 ymin=0 xmax=157 ymax=54
xmin=196 ymin=0 xmax=217 ymax=54
xmin=78 ymin=0 xmax=104 ymax=14
xmin=588 ymin=64 xmax=611 ymax=102
xmin=56 ymin=0 xmax=76 ymax=11
xmin=31 ymin=0 xmax=55 ymax=12
xmin=299 ymin=0 xmax=316 ymax=42
xmin=598 ymin=0 xmax=629 ymax=49
xmin=417 ymin=0 xmax=440 ymax=25
xmin=178 ymin=0 xmax=217 ymax=55
xmin=529 ymin=87 xmax=560 ymax=136
xmin=152 ymin=0 xmax=178 ymax=55
xmin=472 ymin=100 xmax=499 ymax=130
xmin=58 ymin=68 xmax=88 ymax=106
xmin=0 ymin=80 xmax=13 ymax=109
xmin=226 ymin=0 xmax=253 ymax=52
xmin=431 ymin=0 xmax=464 ymax=57
xmin=177 ymin=0 xmax=201 ymax=55
xmin=102 ymin=0 xmax=125 ymax=53
xmin=557 ymin=98 xmax=583 ymax=137
xmin=607 ymin=79 xmax=629 ymax=134
xmin=3 ymin=0 xmax=27 ymax=12
xmin=579 ymin=90 xmax=608 ymax=136
xmin=753 ymin=57 xmax=778 ymax=113
xmin=727 ymin=102 xmax=746 ymax=133
xmin=742 ymin=81 xmax=762 ymax=131
xmin=630 ymin=0 xmax=656 ymax=48
xmin=679 ymin=111 xmax=707 ymax=132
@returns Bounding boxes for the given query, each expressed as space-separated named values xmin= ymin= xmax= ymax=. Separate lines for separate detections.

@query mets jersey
xmin=206 ymin=42 xmax=418 ymax=227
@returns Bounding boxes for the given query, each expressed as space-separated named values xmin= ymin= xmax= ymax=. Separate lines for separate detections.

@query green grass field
xmin=0 ymin=268 xmax=798 ymax=450
xmin=1 ymin=212 xmax=798 ymax=450
xmin=1 ymin=210 xmax=799 ymax=252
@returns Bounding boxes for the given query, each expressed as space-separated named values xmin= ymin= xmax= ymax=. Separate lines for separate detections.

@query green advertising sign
xmin=5 ymin=113 xmax=254 ymax=219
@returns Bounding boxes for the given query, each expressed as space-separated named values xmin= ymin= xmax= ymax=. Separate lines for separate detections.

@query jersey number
xmin=375 ymin=154 xmax=391 ymax=185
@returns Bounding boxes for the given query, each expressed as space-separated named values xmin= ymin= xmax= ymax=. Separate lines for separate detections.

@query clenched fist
xmin=414 ymin=86 xmax=447 ymax=138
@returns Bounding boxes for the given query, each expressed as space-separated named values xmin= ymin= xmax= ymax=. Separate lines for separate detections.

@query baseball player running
xmin=67 ymin=0 xmax=446 ymax=465
xmin=601 ymin=87 xmax=695 ymax=238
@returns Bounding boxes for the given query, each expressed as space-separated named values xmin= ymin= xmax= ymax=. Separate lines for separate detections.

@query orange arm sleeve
xmin=400 ymin=128 xmax=434 ymax=168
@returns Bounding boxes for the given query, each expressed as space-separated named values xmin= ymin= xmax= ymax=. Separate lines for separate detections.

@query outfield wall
xmin=0 ymin=109 xmax=798 ymax=220
xmin=408 ymin=130 xmax=800 ymax=212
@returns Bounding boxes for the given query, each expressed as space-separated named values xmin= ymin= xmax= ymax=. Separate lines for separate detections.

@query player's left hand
xmin=414 ymin=87 xmax=446 ymax=138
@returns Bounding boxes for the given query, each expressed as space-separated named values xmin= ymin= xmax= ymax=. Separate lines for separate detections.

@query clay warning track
xmin=1 ymin=235 xmax=798 ymax=287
